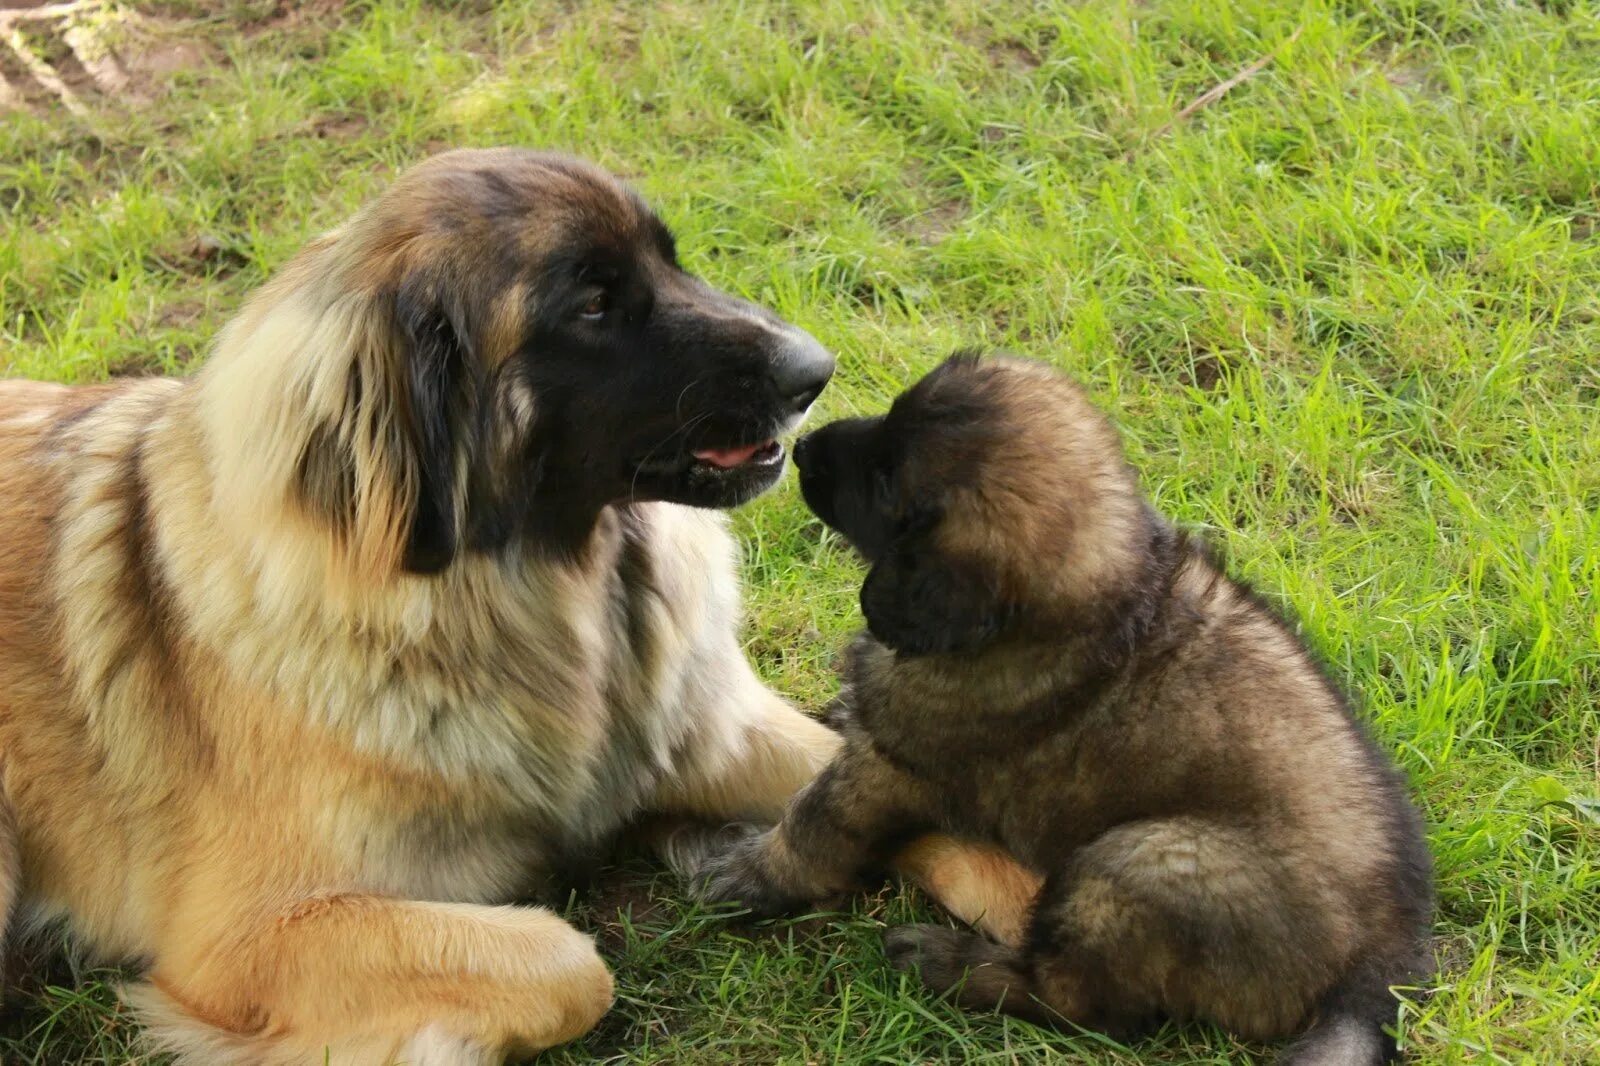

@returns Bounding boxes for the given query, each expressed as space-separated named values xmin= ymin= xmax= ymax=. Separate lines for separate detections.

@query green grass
xmin=3 ymin=0 xmax=1598 ymax=1062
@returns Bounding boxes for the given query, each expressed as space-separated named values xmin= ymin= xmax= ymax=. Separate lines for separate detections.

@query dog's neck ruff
xmin=49 ymin=378 xmax=735 ymax=844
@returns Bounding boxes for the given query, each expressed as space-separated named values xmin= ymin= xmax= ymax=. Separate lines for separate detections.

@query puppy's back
xmin=1151 ymin=548 xmax=1433 ymax=981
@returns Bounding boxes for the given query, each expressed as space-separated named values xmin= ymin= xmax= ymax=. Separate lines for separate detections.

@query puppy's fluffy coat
xmin=697 ymin=354 xmax=1433 ymax=1064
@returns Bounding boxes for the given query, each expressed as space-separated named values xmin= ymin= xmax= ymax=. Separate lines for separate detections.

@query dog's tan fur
xmin=0 ymin=153 xmax=1033 ymax=1065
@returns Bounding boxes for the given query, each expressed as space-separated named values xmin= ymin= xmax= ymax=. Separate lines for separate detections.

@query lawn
xmin=2 ymin=0 xmax=1597 ymax=1062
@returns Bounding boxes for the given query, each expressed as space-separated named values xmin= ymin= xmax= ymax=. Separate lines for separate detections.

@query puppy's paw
xmin=656 ymin=821 xmax=765 ymax=881
xmin=884 ymin=924 xmax=976 ymax=995
xmin=693 ymin=829 xmax=808 ymax=918
xmin=819 ymin=694 xmax=856 ymax=732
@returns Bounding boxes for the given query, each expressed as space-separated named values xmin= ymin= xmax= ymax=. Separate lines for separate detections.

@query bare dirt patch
xmin=0 ymin=1 xmax=356 ymax=118
xmin=903 ymin=196 xmax=967 ymax=244
xmin=1 ymin=1 xmax=144 ymax=114
xmin=988 ymin=39 xmax=1042 ymax=71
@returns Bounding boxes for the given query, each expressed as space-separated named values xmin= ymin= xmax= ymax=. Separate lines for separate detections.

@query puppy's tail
xmin=1280 ymin=959 xmax=1411 ymax=1066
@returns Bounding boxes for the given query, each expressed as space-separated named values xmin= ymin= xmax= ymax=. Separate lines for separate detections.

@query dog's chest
xmin=314 ymin=641 xmax=694 ymax=903
xmin=318 ymin=509 xmax=727 ymax=896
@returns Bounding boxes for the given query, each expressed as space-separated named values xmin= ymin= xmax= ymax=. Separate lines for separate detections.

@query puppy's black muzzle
xmin=796 ymin=416 xmax=891 ymax=560
xmin=793 ymin=424 xmax=842 ymax=525
xmin=792 ymin=431 xmax=819 ymax=475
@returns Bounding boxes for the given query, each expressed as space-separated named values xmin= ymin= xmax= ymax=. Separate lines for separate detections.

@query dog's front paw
xmin=884 ymin=924 xmax=975 ymax=995
xmin=693 ymin=829 xmax=809 ymax=918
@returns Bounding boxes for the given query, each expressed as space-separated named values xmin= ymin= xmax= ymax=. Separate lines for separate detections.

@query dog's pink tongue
xmin=692 ymin=442 xmax=765 ymax=468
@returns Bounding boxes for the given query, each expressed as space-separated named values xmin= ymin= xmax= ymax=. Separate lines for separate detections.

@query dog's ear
xmin=859 ymin=518 xmax=1011 ymax=655
xmin=391 ymin=279 xmax=466 ymax=573
xmin=290 ymin=261 xmax=470 ymax=578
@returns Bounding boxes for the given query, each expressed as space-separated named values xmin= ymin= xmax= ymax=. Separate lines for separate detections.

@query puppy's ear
xmin=860 ymin=524 xmax=1011 ymax=655
xmin=392 ymin=279 xmax=466 ymax=573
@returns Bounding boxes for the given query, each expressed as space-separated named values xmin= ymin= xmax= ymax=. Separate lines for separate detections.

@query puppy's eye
xmin=874 ymin=468 xmax=894 ymax=506
xmin=579 ymin=291 xmax=609 ymax=319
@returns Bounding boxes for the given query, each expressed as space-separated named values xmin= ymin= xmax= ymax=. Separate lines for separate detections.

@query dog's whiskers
xmin=627 ymin=411 xmax=715 ymax=505
xmin=673 ymin=377 xmax=707 ymax=423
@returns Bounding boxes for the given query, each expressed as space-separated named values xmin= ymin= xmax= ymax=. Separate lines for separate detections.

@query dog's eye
xmin=579 ymin=291 xmax=609 ymax=319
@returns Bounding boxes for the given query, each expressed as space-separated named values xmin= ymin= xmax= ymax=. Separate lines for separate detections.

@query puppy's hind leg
xmin=892 ymin=835 xmax=1041 ymax=948
xmin=886 ymin=925 xmax=1056 ymax=1024
xmin=1034 ymin=818 xmax=1331 ymax=1043
xmin=893 ymin=819 xmax=1333 ymax=1042
xmin=885 ymin=920 xmax=1140 ymax=1034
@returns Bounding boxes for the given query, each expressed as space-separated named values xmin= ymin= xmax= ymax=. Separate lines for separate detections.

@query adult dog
xmin=0 ymin=150 xmax=1031 ymax=1065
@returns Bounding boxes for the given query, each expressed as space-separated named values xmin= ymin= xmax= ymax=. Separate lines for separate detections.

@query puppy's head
xmin=796 ymin=354 xmax=1151 ymax=656
xmin=210 ymin=148 xmax=833 ymax=575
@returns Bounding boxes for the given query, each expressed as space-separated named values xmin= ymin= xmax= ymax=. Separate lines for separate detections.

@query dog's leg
xmin=885 ymin=921 xmax=1140 ymax=1035
xmin=128 ymin=895 xmax=613 ymax=1066
xmin=893 ymin=819 xmax=1325 ymax=1042
xmin=883 ymin=922 xmax=1148 ymax=1035
xmin=0 ymin=791 xmax=17 ymax=975
xmin=653 ymin=680 xmax=844 ymax=825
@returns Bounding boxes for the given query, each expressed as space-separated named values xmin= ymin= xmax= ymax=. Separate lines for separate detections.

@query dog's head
xmin=795 ymin=354 xmax=1152 ymax=656
xmin=208 ymin=148 xmax=833 ymax=575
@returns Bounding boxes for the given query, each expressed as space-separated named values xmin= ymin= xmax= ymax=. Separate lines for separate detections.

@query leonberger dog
xmin=694 ymin=355 xmax=1434 ymax=1064
xmin=0 ymin=150 xmax=1033 ymax=1065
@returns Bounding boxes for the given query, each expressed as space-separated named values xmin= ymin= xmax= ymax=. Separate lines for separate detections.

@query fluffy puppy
xmin=696 ymin=354 xmax=1433 ymax=1064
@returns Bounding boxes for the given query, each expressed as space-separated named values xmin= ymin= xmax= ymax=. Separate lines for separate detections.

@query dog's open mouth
xmin=690 ymin=439 xmax=783 ymax=471
xmin=630 ymin=436 xmax=787 ymax=483
xmin=627 ymin=427 xmax=795 ymax=508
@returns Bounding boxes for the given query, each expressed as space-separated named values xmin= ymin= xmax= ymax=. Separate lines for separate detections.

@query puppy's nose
xmin=793 ymin=432 xmax=818 ymax=472
xmin=771 ymin=329 xmax=835 ymax=414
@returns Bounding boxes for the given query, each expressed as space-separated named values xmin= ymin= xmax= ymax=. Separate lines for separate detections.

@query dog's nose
xmin=771 ymin=329 xmax=835 ymax=414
